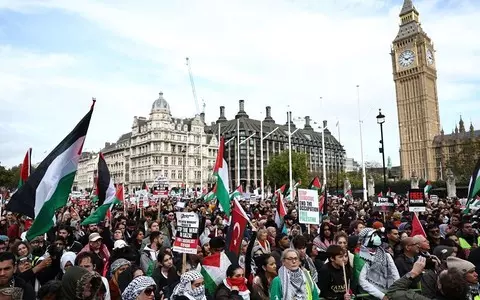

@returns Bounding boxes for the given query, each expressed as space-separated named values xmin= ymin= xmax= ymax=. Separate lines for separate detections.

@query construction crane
xmin=186 ymin=57 xmax=200 ymax=115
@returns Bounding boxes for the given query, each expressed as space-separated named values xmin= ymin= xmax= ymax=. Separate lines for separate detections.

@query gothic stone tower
xmin=391 ymin=0 xmax=441 ymax=180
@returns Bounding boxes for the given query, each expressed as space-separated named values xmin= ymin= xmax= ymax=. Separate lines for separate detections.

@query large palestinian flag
xmin=464 ymin=158 xmax=480 ymax=213
xmin=6 ymin=101 xmax=95 ymax=241
xmin=81 ymin=153 xmax=121 ymax=225
xmin=213 ymin=137 xmax=230 ymax=216
xmin=201 ymin=251 xmax=232 ymax=295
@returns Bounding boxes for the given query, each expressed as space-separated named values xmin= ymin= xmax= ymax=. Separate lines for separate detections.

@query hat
xmin=0 ymin=236 xmax=8 ymax=242
xmin=372 ymin=221 xmax=384 ymax=230
xmin=209 ymin=237 xmax=225 ymax=250
xmin=89 ymin=233 xmax=102 ymax=242
xmin=114 ymin=240 xmax=128 ymax=250
xmin=433 ymin=246 xmax=455 ymax=260
xmin=446 ymin=256 xmax=476 ymax=275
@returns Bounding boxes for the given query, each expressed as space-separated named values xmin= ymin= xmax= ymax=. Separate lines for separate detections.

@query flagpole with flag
xmin=7 ymin=99 xmax=96 ymax=241
xmin=213 ymin=137 xmax=231 ymax=216
xmin=18 ymin=148 xmax=32 ymax=188
xmin=464 ymin=158 xmax=480 ymax=214
xmin=81 ymin=153 xmax=122 ymax=225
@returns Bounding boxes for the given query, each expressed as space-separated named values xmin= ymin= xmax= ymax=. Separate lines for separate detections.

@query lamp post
xmin=287 ymin=112 xmax=300 ymax=196
xmin=236 ymin=118 xmax=256 ymax=189
xmin=376 ymin=109 xmax=387 ymax=192
xmin=182 ymin=149 xmax=186 ymax=196
xmin=260 ymin=118 xmax=279 ymax=200
xmin=357 ymin=85 xmax=368 ymax=203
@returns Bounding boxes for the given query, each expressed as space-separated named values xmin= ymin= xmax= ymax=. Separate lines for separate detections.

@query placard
xmin=298 ymin=189 xmax=320 ymax=224
xmin=373 ymin=196 xmax=395 ymax=213
xmin=173 ymin=212 xmax=199 ymax=254
xmin=408 ymin=189 xmax=426 ymax=212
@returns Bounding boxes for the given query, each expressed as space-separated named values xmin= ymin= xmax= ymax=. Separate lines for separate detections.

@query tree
xmin=265 ymin=151 xmax=309 ymax=188
xmin=446 ymin=139 xmax=480 ymax=182
xmin=0 ymin=165 xmax=17 ymax=189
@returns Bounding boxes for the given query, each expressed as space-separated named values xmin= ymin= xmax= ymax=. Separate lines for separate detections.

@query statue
xmin=387 ymin=156 xmax=392 ymax=170
xmin=367 ymin=176 xmax=375 ymax=197
xmin=344 ymin=177 xmax=351 ymax=197
xmin=446 ymin=169 xmax=457 ymax=198
xmin=410 ymin=171 xmax=419 ymax=189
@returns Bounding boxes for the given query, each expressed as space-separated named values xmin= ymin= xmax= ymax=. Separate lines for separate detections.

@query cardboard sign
xmin=373 ymin=196 xmax=395 ymax=213
xmin=298 ymin=189 xmax=320 ymax=224
xmin=173 ymin=212 xmax=199 ymax=254
xmin=408 ymin=189 xmax=426 ymax=212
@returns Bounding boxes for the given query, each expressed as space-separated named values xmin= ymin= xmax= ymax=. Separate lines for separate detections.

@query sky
xmin=0 ymin=0 xmax=479 ymax=168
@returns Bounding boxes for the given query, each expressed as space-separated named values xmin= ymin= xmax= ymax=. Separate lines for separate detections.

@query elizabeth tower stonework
xmin=391 ymin=0 xmax=441 ymax=181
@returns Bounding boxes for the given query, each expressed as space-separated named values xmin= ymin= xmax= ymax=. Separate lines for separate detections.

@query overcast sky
xmin=0 ymin=0 xmax=479 ymax=168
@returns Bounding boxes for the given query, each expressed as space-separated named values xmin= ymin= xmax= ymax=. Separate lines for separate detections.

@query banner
xmin=298 ymin=188 xmax=320 ymax=224
xmin=173 ymin=212 xmax=199 ymax=254
xmin=408 ymin=189 xmax=426 ymax=212
xmin=373 ymin=196 xmax=395 ymax=213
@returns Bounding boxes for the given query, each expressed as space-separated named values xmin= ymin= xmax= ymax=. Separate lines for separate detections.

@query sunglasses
xmin=143 ymin=287 xmax=155 ymax=295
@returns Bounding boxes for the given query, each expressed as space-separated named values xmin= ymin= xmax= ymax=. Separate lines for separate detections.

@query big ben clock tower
xmin=391 ymin=0 xmax=441 ymax=181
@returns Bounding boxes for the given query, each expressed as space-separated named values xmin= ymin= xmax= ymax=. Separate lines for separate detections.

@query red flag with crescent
xmin=227 ymin=200 xmax=248 ymax=257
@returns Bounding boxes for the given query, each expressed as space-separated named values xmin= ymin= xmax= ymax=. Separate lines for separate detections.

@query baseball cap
xmin=89 ymin=233 xmax=102 ymax=242
xmin=113 ymin=239 xmax=127 ymax=250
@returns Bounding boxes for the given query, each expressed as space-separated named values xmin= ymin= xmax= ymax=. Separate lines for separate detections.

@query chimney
xmin=216 ymin=106 xmax=227 ymax=124
xmin=323 ymin=120 xmax=327 ymax=128
xmin=200 ymin=112 xmax=205 ymax=124
xmin=304 ymin=116 xmax=313 ymax=131
xmin=264 ymin=106 xmax=275 ymax=123
xmin=235 ymin=99 xmax=249 ymax=119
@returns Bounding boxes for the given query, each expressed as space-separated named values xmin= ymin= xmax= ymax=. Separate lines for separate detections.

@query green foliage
xmin=0 ymin=164 xmax=20 ymax=189
xmin=446 ymin=139 xmax=480 ymax=182
xmin=265 ymin=151 xmax=309 ymax=187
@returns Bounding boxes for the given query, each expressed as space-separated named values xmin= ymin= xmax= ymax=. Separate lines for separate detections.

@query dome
xmin=151 ymin=92 xmax=170 ymax=112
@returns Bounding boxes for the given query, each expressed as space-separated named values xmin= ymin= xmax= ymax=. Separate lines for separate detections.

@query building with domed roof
xmin=74 ymin=92 xmax=219 ymax=192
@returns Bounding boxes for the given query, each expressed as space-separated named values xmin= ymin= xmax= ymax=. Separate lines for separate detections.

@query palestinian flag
xmin=410 ymin=212 xmax=426 ymax=238
xmin=201 ymin=251 xmax=232 ymax=295
xmin=308 ymin=176 xmax=321 ymax=190
xmin=424 ymin=181 xmax=432 ymax=197
xmin=274 ymin=184 xmax=287 ymax=229
xmin=142 ymin=180 xmax=149 ymax=192
xmin=285 ymin=181 xmax=301 ymax=201
xmin=7 ymin=100 xmax=95 ymax=241
xmin=213 ymin=137 xmax=230 ymax=216
xmin=18 ymin=148 xmax=32 ymax=188
xmin=81 ymin=153 xmax=122 ymax=225
xmin=464 ymin=158 xmax=480 ymax=213
xmin=229 ymin=185 xmax=243 ymax=200
xmin=201 ymin=184 xmax=216 ymax=202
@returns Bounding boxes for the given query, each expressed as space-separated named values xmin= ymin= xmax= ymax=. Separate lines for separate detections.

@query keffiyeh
xmin=122 ymin=276 xmax=156 ymax=300
xmin=110 ymin=258 xmax=131 ymax=274
xmin=278 ymin=266 xmax=306 ymax=300
xmin=171 ymin=270 xmax=206 ymax=300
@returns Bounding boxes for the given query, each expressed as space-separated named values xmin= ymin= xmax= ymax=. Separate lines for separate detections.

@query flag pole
xmin=357 ymin=85 xmax=368 ymax=203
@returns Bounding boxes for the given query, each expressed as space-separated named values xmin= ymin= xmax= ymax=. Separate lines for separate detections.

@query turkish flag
xmin=227 ymin=200 xmax=248 ymax=257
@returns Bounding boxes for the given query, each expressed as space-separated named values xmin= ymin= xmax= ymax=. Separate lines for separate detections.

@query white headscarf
xmin=60 ymin=251 xmax=77 ymax=274
xmin=171 ymin=271 xmax=206 ymax=300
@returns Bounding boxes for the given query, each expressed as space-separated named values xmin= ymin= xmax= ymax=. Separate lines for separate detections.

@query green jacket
xmin=386 ymin=276 xmax=431 ymax=300
xmin=269 ymin=269 xmax=319 ymax=300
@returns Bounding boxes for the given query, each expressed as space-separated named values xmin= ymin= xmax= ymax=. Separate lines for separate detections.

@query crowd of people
xmin=0 ymin=193 xmax=479 ymax=300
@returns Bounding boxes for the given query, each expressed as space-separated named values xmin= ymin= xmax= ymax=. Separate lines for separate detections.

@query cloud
xmin=0 ymin=0 xmax=479 ymax=171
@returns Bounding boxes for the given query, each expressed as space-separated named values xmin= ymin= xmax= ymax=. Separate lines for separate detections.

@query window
xmin=164 ymin=157 xmax=169 ymax=165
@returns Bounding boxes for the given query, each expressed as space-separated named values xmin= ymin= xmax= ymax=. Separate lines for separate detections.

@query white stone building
xmin=128 ymin=92 xmax=218 ymax=190
xmin=74 ymin=152 xmax=98 ymax=192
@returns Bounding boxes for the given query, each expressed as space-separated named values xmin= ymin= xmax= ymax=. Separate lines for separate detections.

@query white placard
xmin=298 ymin=189 xmax=320 ymax=224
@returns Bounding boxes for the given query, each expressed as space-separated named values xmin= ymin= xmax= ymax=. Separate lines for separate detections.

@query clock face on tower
xmin=398 ymin=50 xmax=415 ymax=67
xmin=426 ymin=49 xmax=434 ymax=65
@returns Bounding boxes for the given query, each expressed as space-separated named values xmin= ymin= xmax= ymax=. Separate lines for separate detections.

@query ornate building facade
xmin=127 ymin=92 xmax=218 ymax=190
xmin=74 ymin=152 xmax=98 ymax=192
xmin=207 ymin=100 xmax=346 ymax=191
xmin=391 ymin=0 xmax=441 ymax=180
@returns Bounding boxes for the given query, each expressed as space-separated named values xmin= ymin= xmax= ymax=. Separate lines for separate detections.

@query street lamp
xmin=260 ymin=117 xmax=279 ymax=200
xmin=287 ymin=111 xmax=301 ymax=198
xmin=182 ymin=149 xmax=186 ymax=196
xmin=376 ymin=109 xmax=387 ymax=192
